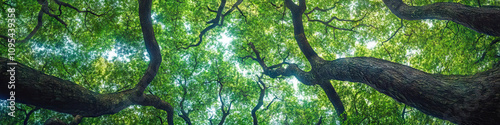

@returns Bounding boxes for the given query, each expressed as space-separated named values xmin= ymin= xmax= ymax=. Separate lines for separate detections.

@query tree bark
xmin=1 ymin=0 xmax=173 ymax=124
xmin=383 ymin=0 xmax=500 ymax=36
xmin=315 ymin=57 xmax=500 ymax=124
xmin=0 ymin=57 xmax=174 ymax=124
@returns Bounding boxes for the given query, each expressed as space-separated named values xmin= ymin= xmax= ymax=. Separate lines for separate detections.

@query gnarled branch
xmin=383 ymin=0 xmax=500 ymax=36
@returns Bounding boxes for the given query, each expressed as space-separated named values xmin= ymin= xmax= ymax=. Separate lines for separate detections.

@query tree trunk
xmin=315 ymin=57 xmax=500 ymax=124
xmin=382 ymin=0 xmax=500 ymax=36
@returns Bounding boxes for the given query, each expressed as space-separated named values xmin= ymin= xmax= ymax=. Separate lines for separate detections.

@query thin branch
xmin=16 ymin=9 xmax=44 ymax=43
xmin=382 ymin=19 xmax=404 ymax=44
xmin=207 ymin=5 xmax=217 ymax=13
xmin=53 ymin=0 xmax=108 ymax=17
xmin=269 ymin=1 xmax=282 ymax=9
xmin=381 ymin=19 xmax=403 ymax=60
xmin=24 ymin=107 xmax=40 ymax=125
xmin=305 ymin=4 xmax=368 ymax=32
xmin=69 ymin=115 xmax=83 ymax=125
xmin=305 ymin=5 xmax=337 ymax=15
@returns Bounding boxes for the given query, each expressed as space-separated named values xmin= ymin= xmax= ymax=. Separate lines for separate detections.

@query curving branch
xmin=475 ymin=38 xmax=500 ymax=63
xmin=181 ymin=0 xmax=245 ymax=49
xmin=136 ymin=95 xmax=175 ymax=125
xmin=318 ymin=80 xmax=346 ymax=121
xmin=53 ymin=0 xmax=108 ymax=17
xmin=178 ymin=78 xmax=193 ymax=125
xmin=243 ymin=42 xmax=316 ymax=86
xmin=1 ymin=0 xmax=174 ymax=125
xmin=217 ymin=81 xmax=234 ymax=125
xmin=383 ymin=0 xmax=500 ymax=36
xmin=381 ymin=19 xmax=404 ymax=60
xmin=24 ymin=107 xmax=41 ymax=125
xmin=2 ymin=0 xmax=108 ymax=44
xmin=42 ymin=115 xmax=83 ymax=125
xmin=304 ymin=3 xmax=370 ymax=32
xmin=14 ymin=7 xmax=44 ymax=43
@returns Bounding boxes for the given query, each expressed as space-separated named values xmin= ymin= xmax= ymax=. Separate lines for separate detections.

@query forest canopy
xmin=1 ymin=0 xmax=499 ymax=124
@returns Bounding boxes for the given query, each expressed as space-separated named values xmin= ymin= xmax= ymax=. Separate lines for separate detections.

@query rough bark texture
xmin=383 ymin=0 xmax=500 ymax=36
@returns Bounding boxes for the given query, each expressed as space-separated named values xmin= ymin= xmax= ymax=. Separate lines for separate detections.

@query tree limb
xmin=318 ymin=80 xmax=347 ymax=121
xmin=383 ymin=0 xmax=500 ymax=36
xmin=475 ymin=38 xmax=500 ymax=63
xmin=53 ymin=0 xmax=108 ymax=17
xmin=134 ymin=0 xmax=162 ymax=95
xmin=24 ymin=107 xmax=40 ymax=125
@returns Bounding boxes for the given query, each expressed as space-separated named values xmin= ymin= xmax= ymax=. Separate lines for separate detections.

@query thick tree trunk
xmin=0 ymin=0 xmax=174 ymax=124
xmin=383 ymin=0 xmax=500 ymax=36
xmin=0 ymin=57 xmax=174 ymax=124
xmin=315 ymin=57 xmax=500 ymax=124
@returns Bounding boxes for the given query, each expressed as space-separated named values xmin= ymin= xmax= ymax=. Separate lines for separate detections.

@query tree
xmin=1 ymin=0 xmax=499 ymax=124
xmin=383 ymin=0 xmax=500 ymax=36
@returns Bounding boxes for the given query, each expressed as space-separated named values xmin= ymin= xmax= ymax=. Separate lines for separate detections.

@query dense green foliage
xmin=1 ymin=0 xmax=499 ymax=124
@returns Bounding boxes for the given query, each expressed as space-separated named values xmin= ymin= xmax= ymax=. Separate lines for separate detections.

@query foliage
xmin=1 ymin=0 xmax=498 ymax=124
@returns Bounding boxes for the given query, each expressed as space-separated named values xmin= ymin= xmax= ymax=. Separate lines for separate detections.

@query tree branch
xmin=136 ymin=94 xmax=174 ymax=125
xmin=383 ymin=0 xmax=500 ymax=36
xmin=305 ymin=4 xmax=368 ymax=32
xmin=53 ymin=0 xmax=108 ymax=17
xmin=318 ymin=81 xmax=346 ymax=121
xmin=24 ymin=107 xmax=40 ymax=125
xmin=475 ymin=38 xmax=500 ymax=63
xmin=251 ymin=75 xmax=267 ymax=125
xmin=381 ymin=18 xmax=404 ymax=44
